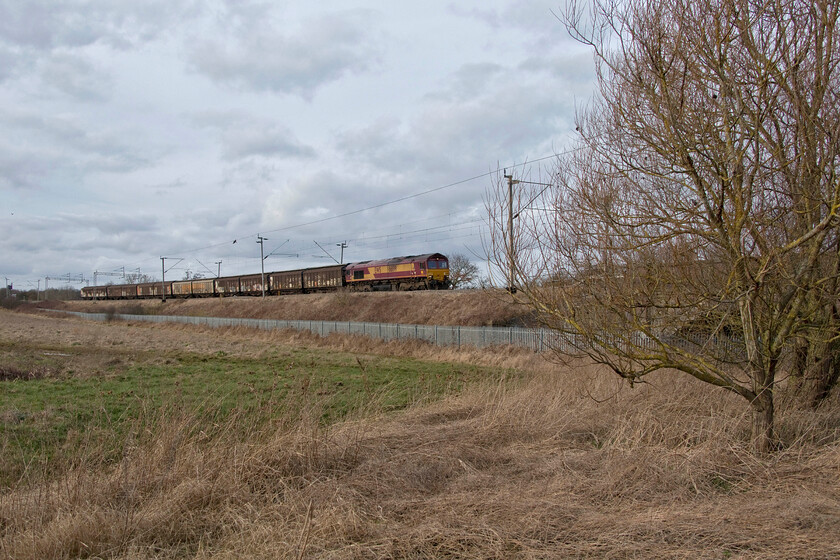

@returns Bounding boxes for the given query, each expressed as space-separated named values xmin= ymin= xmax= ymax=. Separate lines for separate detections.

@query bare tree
xmin=489 ymin=0 xmax=840 ymax=453
xmin=448 ymin=254 xmax=480 ymax=289
xmin=124 ymin=272 xmax=155 ymax=284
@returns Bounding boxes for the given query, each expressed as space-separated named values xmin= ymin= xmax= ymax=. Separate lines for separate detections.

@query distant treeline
xmin=1 ymin=287 xmax=81 ymax=308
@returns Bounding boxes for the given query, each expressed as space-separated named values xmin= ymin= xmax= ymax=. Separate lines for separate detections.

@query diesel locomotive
xmin=81 ymin=253 xmax=450 ymax=300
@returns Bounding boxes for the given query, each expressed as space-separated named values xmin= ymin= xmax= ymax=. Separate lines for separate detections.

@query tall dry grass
xmin=59 ymin=289 xmax=530 ymax=327
xmin=2 ymin=356 xmax=839 ymax=559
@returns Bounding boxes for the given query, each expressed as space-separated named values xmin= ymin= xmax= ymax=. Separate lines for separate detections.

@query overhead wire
xmin=84 ymin=152 xmax=564 ymax=282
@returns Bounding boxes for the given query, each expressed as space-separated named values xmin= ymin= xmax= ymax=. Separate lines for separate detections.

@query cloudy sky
xmin=0 ymin=0 xmax=594 ymax=289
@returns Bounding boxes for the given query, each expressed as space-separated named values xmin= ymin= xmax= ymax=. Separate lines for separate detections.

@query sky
xmin=0 ymin=0 xmax=595 ymax=290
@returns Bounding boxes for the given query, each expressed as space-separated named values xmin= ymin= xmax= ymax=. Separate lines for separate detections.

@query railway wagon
xmin=138 ymin=282 xmax=172 ymax=298
xmin=215 ymin=276 xmax=240 ymax=296
xmin=172 ymin=281 xmax=193 ymax=297
xmin=107 ymin=284 xmax=138 ymax=299
xmin=344 ymin=253 xmax=450 ymax=291
xmin=81 ymin=286 xmax=108 ymax=299
xmin=239 ymin=274 xmax=268 ymax=296
xmin=301 ymin=264 xmax=344 ymax=292
xmin=191 ymin=279 xmax=215 ymax=296
xmin=269 ymin=269 xmax=303 ymax=293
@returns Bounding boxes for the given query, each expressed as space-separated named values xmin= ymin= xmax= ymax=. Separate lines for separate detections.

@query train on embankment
xmin=81 ymin=253 xmax=450 ymax=300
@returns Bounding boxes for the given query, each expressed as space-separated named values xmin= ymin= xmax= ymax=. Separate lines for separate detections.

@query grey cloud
xmin=0 ymin=0 xmax=201 ymax=51
xmin=37 ymin=52 xmax=112 ymax=102
xmin=189 ymin=10 xmax=379 ymax=98
xmin=518 ymin=52 xmax=596 ymax=91
xmin=336 ymin=55 xmax=586 ymax=180
xmin=193 ymin=111 xmax=316 ymax=161
xmin=427 ymin=63 xmax=504 ymax=102
xmin=0 ymin=44 xmax=24 ymax=82
xmin=338 ymin=89 xmax=563 ymax=175
xmin=0 ymin=110 xmax=150 ymax=190
xmin=222 ymin=128 xmax=316 ymax=161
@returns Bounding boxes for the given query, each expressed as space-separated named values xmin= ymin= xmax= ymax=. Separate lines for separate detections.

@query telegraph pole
xmin=257 ymin=235 xmax=268 ymax=298
xmin=504 ymin=170 xmax=517 ymax=293
xmin=160 ymin=258 xmax=182 ymax=301
xmin=502 ymin=171 xmax=552 ymax=294
xmin=336 ymin=241 xmax=347 ymax=264
xmin=215 ymin=261 xmax=222 ymax=278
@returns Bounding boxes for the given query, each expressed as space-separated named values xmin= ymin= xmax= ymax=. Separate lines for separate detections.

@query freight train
xmin=81 ymin=253 xmax=450 ymax=300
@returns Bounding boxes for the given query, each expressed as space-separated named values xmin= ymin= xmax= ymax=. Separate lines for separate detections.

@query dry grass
xmin=55 ymin=288 xmax=530 ymax=327
xmin=2 ymin=311 xmax=840 ymax=558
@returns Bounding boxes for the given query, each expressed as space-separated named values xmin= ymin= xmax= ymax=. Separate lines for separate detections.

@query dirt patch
xmin=0 ymin=364 xmax=48 ymax=381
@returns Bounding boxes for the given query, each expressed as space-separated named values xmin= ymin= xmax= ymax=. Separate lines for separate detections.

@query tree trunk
xmin=751 ymin=389 xmax=777 ymax=454
xmin=805 ymin=349 xmax=840 ymax=408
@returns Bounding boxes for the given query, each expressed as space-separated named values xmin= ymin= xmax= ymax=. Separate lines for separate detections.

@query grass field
xmin=0 ymin=327 xmax=490 ymax=488
xmin=2 ymin=309 xmax=840 ymax=559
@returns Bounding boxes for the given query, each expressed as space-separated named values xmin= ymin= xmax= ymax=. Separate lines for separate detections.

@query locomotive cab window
xmin=428 ymin=261 xmax=437 ymax=269
xmin=354 ymin=270 xmax=364 ymax=280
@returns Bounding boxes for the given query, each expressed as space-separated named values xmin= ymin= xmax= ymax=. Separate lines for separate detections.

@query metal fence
xmin=54 ymin=310 xmax=745 ymax=358
xmin=56 ymin=310 xmax=572 ymax=352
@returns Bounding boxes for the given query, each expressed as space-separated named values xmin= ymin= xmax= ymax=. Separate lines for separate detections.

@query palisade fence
xmin=55 ymin=310 xmax=745 ymax=358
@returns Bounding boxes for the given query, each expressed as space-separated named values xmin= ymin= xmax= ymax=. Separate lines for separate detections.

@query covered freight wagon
xmin=138 ymin=282 xmax=172 ymax=298
xmin=81 ymin=286 xmax=108 ymax=299
xmin=172 ymin=281 xmax=193 ymax=297
xmin=215 ymin=276 xmax=240 ymax=296
xmin=302 ymin=265 xmax=344 ymax=292
xmin=107 ymin=284 xmax=138 ymax=299
xmin=269 ymin=269 xmax=303 ymax=293
xmin=191 ymin=279 xmax=215 ymax=296
xmin=239 ymin=274 xmax=267 ymax=295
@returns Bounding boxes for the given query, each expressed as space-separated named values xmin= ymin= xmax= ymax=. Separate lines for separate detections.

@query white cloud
xmin=189 ymin=8 xmax=380 ymax=98
xmin=37 ymin=52 xmax=112 ymax=101
xmin=193 ymin=111 xmax=317 ymax=160
xmin=0 ymin=0 xmax=200 ymax=51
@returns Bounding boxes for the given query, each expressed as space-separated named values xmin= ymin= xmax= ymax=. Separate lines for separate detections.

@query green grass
xmin=0 ymin=342 xmax=497 ymax=488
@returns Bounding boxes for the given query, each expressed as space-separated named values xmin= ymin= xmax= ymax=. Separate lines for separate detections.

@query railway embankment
xmin=44 ymin=289 xmax=535 ymax=327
